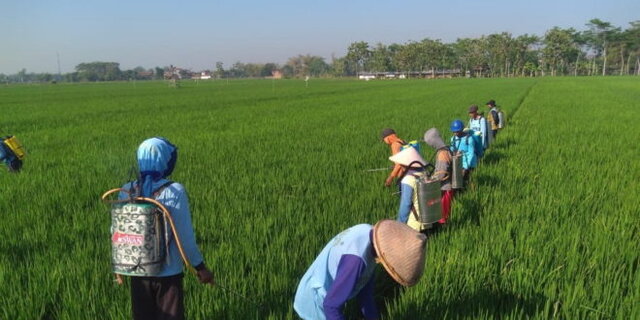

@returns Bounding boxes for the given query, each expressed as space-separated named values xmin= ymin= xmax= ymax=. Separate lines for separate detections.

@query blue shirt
xmin=294 ymin=224 xmax=379 ymax=320
xmin=468 ymin=116 xmax=488 ymax=149
xmin=398 ymin=180 xmax=415 ymax=224
xmin=450 ymin=135 xmax=477 ymax=169
xmin=118 ymin=178 xmax=204 ymax=277
xmin=0 ymin=143 xmax=15 ymax=166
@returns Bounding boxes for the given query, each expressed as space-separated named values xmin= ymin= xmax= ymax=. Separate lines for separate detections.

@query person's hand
xmin=197 ymin=268 xmax=214 ymax=285
xmin=115 ymin=274 xmax=124 ymax=285
xmin=384 ymin=177 xmax=394 ymax=187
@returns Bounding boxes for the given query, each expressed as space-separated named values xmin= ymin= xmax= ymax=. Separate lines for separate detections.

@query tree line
xmin=337 ymin=18 xmax=640 ymax=77
xmin=2 ymin=18 xmax=638 ymax=83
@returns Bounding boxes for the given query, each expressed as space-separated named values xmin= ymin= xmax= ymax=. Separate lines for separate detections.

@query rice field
xmin=0 ymin=77 xmax=638 ymax=319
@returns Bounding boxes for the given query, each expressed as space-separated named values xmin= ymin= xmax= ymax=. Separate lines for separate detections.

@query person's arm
xmin=386 ymin=164 xmax=404 ymax=186
xmin=431 ymin=151 xmax=450 ymax=181
xmin=0 ymin=144 xmax=7 ymax=162
xmin=356 ymin=274 xmax=380 ymax=320
xmin=386 ymin=142 xmax=404 ymax=186
xmin=168 ymin=185 xmax=213 ymax=283
xmin=397 ymin=182 xmax=413 ymax=223
xmin=465 ymin=138 xmax=476 ymax=169
xmin=491 ymin=110 xmax=499 ymax=126
xmin=323 ymin=255 xmax=368 ymax=320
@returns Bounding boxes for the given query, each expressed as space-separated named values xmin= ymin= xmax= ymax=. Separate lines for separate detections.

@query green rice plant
xmin=0 ymin=77 xmax=637 ymax=319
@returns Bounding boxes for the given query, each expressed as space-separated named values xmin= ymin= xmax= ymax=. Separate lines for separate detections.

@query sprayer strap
xmin=410 ymin=206 xmax=420 ymax=221
xmin=153 ymin=181 xmax=175 ymax=199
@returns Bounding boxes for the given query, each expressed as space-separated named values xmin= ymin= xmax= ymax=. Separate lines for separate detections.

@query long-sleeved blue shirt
xmin=468 ymin=116 xmax=488 ymax=149
xmin=450 ymin=135 xmax=477 ymax=169
xmin=294 ymin=225 xmax=379 ymax=320
xmin=323 ymin=255 xmax=378 ymax=320
xmin=118 ymin=178 xmax=204 ymax=277
xmin=0 ymin=143 xmax=15 ymax=165
xmin=398 ymin=179 xmax=415 ymax=224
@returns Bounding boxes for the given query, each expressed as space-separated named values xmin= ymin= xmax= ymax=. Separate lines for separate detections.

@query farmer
xmin=381 ymin=128 xmax=407 ymax=187
xmin=118 ymin=137 xmax=213 ymax=320
xmin=294 ymin=220 xmax=427 ymax=320
xmin=0 ymin=135 xmax=24 ymax=172
xmin=486 ymin=99 xmax=500 ymax=139
xmin=449 ymin=120 xmax=477 ymax=187
xmin=423 ymin=128 xmax=454 ymax=224
xmin=468 ymin=105 xmax=489 ymax=150
xmin=388 ymin=146 xmax=428 ymax=230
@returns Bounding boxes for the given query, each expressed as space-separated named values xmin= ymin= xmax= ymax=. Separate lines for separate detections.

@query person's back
xmin=0 ymin=136 xmax=24 ymax=172
xmin=294 ymin=224 xmax=377 ymax=319
xmin=381 ymin=128 xmax=407 ymax=187
xmin=115 ymin=137 xmax=213 ymax=320
xmin=450 ymin=134 xmax=477 ymax=170
xmin=423 ymin=129 xmax=452 ymax=191
xmin=486 ymin=100 xmax=501 ymax=137
xmin=294 ymin=220 xmax=427 ymax=320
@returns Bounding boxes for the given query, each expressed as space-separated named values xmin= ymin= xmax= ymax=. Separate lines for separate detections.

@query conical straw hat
xmin=373 ymin=220 xmax=427 ymax=287
xmin=389 ymin=147 xmax=426 ymax=168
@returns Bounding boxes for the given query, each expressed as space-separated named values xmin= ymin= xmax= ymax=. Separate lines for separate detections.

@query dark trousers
xmin=463 ymin=168 xmax=474 ymax=188
xmin=131 ymin=274 xmax=185 ymax=320
xmin=492 ymin=129 xmax=498 ymax=138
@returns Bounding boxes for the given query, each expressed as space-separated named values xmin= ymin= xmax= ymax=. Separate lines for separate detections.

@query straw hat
xmin=372 ymin=220 xmax=427 ymax=287
xmin=389 ymin=147 xmax=426 ymax=168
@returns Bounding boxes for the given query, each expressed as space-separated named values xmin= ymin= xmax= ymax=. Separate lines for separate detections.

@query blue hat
xmin=450 ymin=120 xmax=464 ymax=132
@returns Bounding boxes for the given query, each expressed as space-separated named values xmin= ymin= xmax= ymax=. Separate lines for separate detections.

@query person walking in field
xmin=294 ymin=220 xmax=427 ymax=320
xmin=381 ymin=128 xmax=408 ymax=187
xmin=468 ymin=105 xmax=489 ymax=150
xmin=0 ymin=135 xmax=24 ymax=172
xmin=388 ymin=146 xmax=429 ymax=230
xmin=486 ymin=100 xmax=501 ymax=139
xmin=118 ymin=137 xmax=213 ymax=320
xmin=423 ymin=128 xmax=454 ymax=224
xmin=449 ymin=120 xmax=477 ymax=187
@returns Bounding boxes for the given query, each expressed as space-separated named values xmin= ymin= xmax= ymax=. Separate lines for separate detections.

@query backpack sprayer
xmin=2 ymin=135 xmax=26 ymax=160
xmin=101 ymin=185 xmax=197 ymax=278
xmin=451 ymin=152 xmax=464 ymax=189
xmin=0 ymin=133 xmax=26 ymax=172
xmin=101 ymin=186 xmax=266 ymax=311
xmin=403 ymin=160 xmax=442 ymax=231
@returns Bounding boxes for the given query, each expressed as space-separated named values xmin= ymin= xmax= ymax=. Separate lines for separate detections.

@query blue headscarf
xmin=136 ymin=137 xmax=177 ymax=197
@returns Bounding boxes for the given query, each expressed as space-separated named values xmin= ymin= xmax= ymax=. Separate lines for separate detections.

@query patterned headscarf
xmin=136 ymin=137 xmax=177 ymax=197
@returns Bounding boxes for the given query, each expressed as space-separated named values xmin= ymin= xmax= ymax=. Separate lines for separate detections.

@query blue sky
xmin=1 ymin=0 xmax=638 ymax=74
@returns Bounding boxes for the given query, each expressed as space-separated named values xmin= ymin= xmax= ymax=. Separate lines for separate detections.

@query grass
xmin=0 ymin=77 xmax=637 ymax=319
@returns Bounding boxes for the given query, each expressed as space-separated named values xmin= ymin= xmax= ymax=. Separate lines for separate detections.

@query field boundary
xmin=508 ymin=80 xmax=538 ymax=121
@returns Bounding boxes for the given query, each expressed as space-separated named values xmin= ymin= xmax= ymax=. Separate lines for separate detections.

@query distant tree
xmin=261 ymin=63 xmax=278 ymax=77
xmin=330 ymin=55 xmax=347 ymax=77
xmin=369 ymin=43 xmax=392 ymax=72
xmin=281 ymin=64 xmax=294 ymax=78
xmin=64 ymin=72 xmax=79 ymax=82
xmin=584 ymin=19 xmax=619 ymax=75
xmin=16 ymin=68 xmax=27 ymax=82
xmin=543 ymin=27 xmax=580 ymax=76
xmin=419 ymin=38 xmax=448 ymax=74
xmin=513 ymin=34 xmax=541 ymax=76
xmin=154 ymin=67 xmax=165 ymax=80
xmin=395 ymin=41 xmax=420 ymax=73
xmin=75 ymin=62 xmax=121 ymax=81
xmin=346 ymin=41 xmax=371 ymax=75
xmin=625 ymin=21 xmax=640 ymax=75
xmin=215 ymin=62 xmax=225 ymax=79
xmin=307 ymin=57 xmax=329 ymax=77
xmin=285 ymin=55 xmax=307 ymax=78
xmin=229 ymin=62 xmax=247 ymax=78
